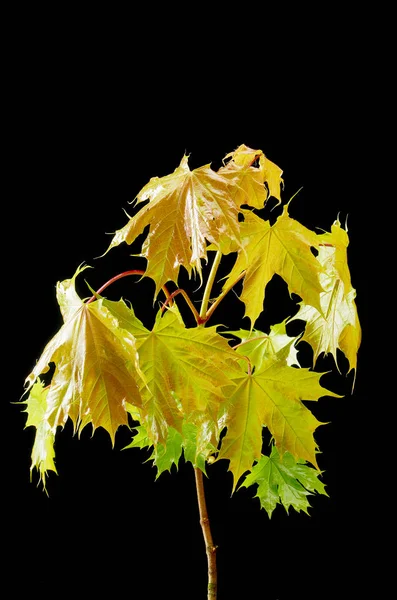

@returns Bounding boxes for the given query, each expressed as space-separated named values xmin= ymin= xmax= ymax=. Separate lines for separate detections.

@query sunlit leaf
xmin=218 ymin=347 xmax=339 ymax=490
xmin=182 ymin=418 xmax=217 ymax=473
xmin=124 ymin=419 xmax=217 ymax=478
xmin=104 ymin=302 xmax=241 ymax=444
xmin=23 ymin=380 xmax=57 ymax=487
xmin=107 ymin=155 xmax=244 ymax=294
xmin=222 ymin=144 xmax=283 ymax=205
xmin=222 ymin=207 xmax=324 ymax=326
xmin=289 ymin=219 xmax=361 ymax=374
xmin=223 ymin=319 xmax=300 ymax=371
xmin=25 ymin=267 xmax=144 ymax=446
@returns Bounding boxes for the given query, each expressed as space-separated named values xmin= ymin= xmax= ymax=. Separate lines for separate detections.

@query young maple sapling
xmin=21 ymin=144 xmax=361 ymax=600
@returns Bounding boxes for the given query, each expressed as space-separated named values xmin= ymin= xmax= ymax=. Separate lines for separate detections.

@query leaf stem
xmin=205 ymin=270 xmax=246 ymax=323
xmin=236 ymin=354 xmax=252 ymax=375
xmin=194 ymin=467 xmax=217 ymax=599
xmin=199 ymin=251 xmax=223 ymax=321
xmin=86 ymin=270 xmax=172 ymax=304
xmin=231 ymin=334 xmax=268 ymax=350
xmin=160 ymin=288 xmax=203 ymax=325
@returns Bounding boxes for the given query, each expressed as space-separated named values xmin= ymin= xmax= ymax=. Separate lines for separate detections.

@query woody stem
xmin=194 ymin=467 xmax=217 ymax=599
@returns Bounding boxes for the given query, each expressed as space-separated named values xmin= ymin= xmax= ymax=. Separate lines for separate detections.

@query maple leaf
xmin=218 ymin=347 xmax=339 ymax=490
xmin=203 ymin=144 xmax=283 ymax=255
xmin=223 ymin=319 xmax=300 ymax=371
xmin=126 ymin=425 xmax=184 ymax=479
xmin=317 ymin=216 xmax=353 ymax=291
xmin=219 ymin=147 xmax=269 ymax=212
xmin=107 ymin=155 xmax=244 ymax=295
xmin=222 ymin=207 xmax=324 ymax=326
xmin=221 ymin=144 xmax=284 ymax=206
xmin=124 ymin=420 xmax=217 ymax=477
xmin=103 ymin=300 xmax=241 ymax=444
xmin=289 ymin=219 xmax=361 ymax=374
xmin=182 ymin=418 xmax=218 ymax=474
xmin=150 ymin=428 xmax=184 ymax=477
xmin=241 ymin=446 xmax=328 ymax=518
xmin=22 ymin=380 xmax=57 ymax=487
xmin=24 ymin=267 xmax=144 ymax=445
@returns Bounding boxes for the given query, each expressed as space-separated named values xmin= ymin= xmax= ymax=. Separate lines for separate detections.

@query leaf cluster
xmin=22 ymin=145 xmax=360 ymax=516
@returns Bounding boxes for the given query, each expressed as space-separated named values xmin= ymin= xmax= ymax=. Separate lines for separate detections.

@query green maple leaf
xmin=289 ymin=219 xmax=361 ymax=374
xmin=218 ymin=347 xmax=339 ymax=490
xmin=24 ymin=266 xmax=144 ymax=446
xmin=223 ymin=319 xmax=300 ymax=371
xmin=181 ymin=418 xmax=217 ymax=473
xmin=125 ymin=418 xmax=217 ymax=478
xmin=103 ymin=300 xmax=241 ymax=444
xmin=126 ymin=425 xmax=184 ymax=479
xmin=107 ymin=155 xmax=244 ymax=295
xmin=222 ymin=206 xmax=324 ymax=326
xmin=241 ymin=446 xmax=328 ymax=518
xmin=150 ymin=428 xmax=184 ymax=477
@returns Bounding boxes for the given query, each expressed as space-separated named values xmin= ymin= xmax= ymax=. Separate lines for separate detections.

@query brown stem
xmin=86 ymin=270 xmax=172 ymax=304
xmin=194 ymin=467 xmax=217 ymax=599
xmin=160 ymin=288 xmax=204 ymax=325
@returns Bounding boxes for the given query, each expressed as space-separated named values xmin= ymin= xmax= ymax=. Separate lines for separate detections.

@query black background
xmin=4 ymin=21 xmax=372 ymax=600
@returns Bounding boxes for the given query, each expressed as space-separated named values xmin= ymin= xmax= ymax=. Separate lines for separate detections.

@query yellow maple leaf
xmin=218 ymin=348 xmax=339 ymax=490
xmin=25 ymin=267 xmax=144 ymax=444
xmin=289 ymin=219 xmax=361 ymax=375
xmin=222 ymin=143 xmax=284 ymax=204
xmin=107 ymin=155 xmax=243 ymax=295
xmin=223 ymin=207 xmax=324 ymax=326
xmin=290 ymin=220 xmax=361 ymax=372
xmin=23 ymin=380 xmax=57 ymax=488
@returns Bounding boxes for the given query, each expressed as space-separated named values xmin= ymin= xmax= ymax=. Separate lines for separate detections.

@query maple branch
xmin=205 ymin=270 xmax=246 ymax=323
xmin=199 ymin=251 xmax=222 ymax=321
xmin=86 ymin=270 xmax=172 ymax=304
xmin=194 ymin=467 xmax=217 ymax=599
xmin=160 ymin=288 xmax=203 ymax=324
